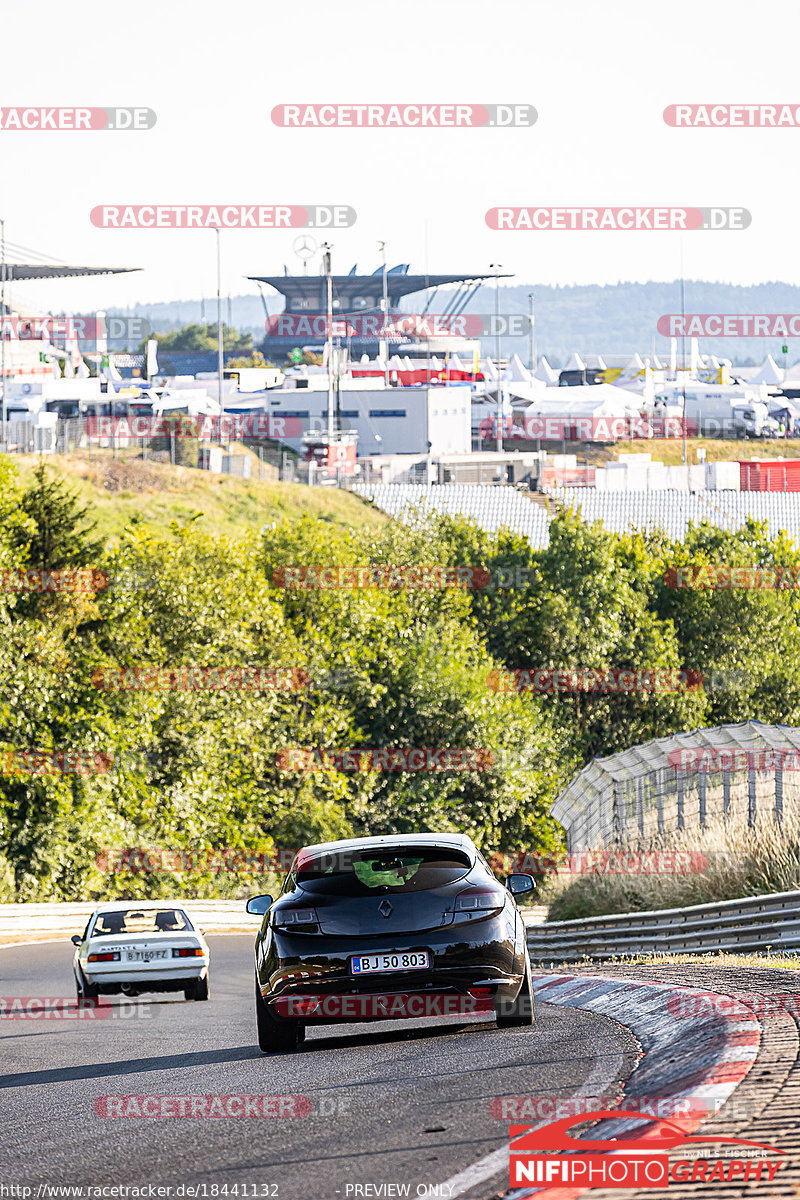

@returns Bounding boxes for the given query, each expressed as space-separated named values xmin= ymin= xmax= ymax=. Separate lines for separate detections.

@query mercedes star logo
xmin=293 ymin=234 xmax=317 ymax=260
xmin=378 ymin=900 xmax=393 ymax=918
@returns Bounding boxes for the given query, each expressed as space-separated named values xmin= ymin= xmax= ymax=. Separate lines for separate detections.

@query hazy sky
xmin=1 ymin=0 xmax=797 ymax=315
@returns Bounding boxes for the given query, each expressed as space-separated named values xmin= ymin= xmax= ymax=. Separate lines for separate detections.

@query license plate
xmin=125 ymin=949 xmax=167 ymax=962
xmin=351 ymin=951 xmax=430 ymax=975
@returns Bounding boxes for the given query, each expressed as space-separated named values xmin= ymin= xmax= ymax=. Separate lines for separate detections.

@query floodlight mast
xmin=323 ymin=243 xmax=334 ymax=442
xmin=1 ymin=218 xmax=6 ymax=437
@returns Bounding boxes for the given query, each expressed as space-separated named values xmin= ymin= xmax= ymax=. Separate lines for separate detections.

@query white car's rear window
xmin=91 ymin=909 xmax=193 ymax=937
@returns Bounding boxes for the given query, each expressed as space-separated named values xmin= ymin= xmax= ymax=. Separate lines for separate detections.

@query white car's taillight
xmin=87 ymin=951 xmax=120 ymax=962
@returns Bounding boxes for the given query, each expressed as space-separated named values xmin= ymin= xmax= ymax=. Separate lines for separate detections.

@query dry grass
xmin=10 ymin=453 xmax=386 ymax=544
xmin=539 ymin=950 xmax=800 ymax=971
xmin=578 ymin=437 xmax=800 ymax=467
xmin=542 ymin=811 xmax=800 ymax=921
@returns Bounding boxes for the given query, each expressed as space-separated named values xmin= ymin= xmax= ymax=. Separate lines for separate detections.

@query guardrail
xmin=525 ymin=889 xmax=800 ymax=962
xmin=0 ymin=900 xmax=261 ymax=942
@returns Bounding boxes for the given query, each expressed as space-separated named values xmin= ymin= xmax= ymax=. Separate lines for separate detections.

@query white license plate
xmin=125 ymin=949 xmax=167 ymax=962
xmin=350 ymin=951 xmax=430 ymax=975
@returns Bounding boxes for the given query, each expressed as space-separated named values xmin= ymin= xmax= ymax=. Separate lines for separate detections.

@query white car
xmin=72 ymin=903 xmax=210 ymax=1002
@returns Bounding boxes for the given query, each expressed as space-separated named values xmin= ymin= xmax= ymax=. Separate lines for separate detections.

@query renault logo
xmin=378 ymin=900 xmax=393 ymax=918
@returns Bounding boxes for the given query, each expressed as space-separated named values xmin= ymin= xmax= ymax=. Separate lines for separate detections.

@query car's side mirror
xmin=70 ymin=935 xmax=82 ymax=946
xmin=246 ymin=894 xmax=274 ymax=915
xmin=506 ymin=873 xmax=535 ymax=896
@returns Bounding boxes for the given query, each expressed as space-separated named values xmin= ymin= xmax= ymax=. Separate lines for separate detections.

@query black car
xmin=246 ymin=832 xmax=536 ymax=1053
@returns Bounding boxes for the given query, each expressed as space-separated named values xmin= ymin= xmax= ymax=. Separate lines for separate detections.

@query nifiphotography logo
xmin=509 ymin=1110 xmax=784 ymax=1189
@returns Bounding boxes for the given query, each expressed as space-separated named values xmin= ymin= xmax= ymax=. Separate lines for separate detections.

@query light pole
xmin=378 ymin=240 xmax=389 ymax=388
xmin=214 ymin=227 xmax=223 ymax=432
xmin=322 ymin=243 xmax=335 ymax=442
xmin=528 ymin=291 xmax=535 ymax=372
xmin=0 ymin=218 xmax=6 ymax=438
xmin=490 ymin=263 xmax=503 ymax=453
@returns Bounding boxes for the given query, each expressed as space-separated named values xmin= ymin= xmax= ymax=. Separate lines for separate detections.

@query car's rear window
xmin=91 ymin=909 xmax=193 ymax=936
xmin=293 ymin=846 xmax=471 ymax=895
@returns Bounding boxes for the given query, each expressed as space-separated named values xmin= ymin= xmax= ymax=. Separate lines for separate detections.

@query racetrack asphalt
xmin=0 ymin=935 xmax=640 ymax=1200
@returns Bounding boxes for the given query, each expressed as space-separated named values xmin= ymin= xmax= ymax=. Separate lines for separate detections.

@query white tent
xmin=565 ymin=351 xmax=586 ymax=370
xmin=503 ymin=353 xmax=532 ymax=383
xmin=500 ymin=380 xmax=546 ymax=404
xmin=624 ymin=353 xmax=645 ymax=374
xmin=447 ymin=353 xmax=464 ymax=372
xmin=153 ymin=388 xmax=221 ymax=415
xmin=524 ymin=383 xmax=640 ymax=418
xmin=534 ymin=355 xmax=559 ymax=384
xmin=748 ymin=354 xmax=784 ymax=386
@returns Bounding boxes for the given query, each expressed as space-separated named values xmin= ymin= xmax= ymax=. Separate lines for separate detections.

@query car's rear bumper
xmin=271 ymin=973 xmax=521 ymax=1022
xmin=256 ymin=911 xmax=528 ymax=1024
xmin=83 ymin=964 xmax=207 ymax=986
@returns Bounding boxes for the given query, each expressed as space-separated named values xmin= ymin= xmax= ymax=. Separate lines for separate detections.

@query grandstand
xmin=351 ymin=484 xmax=551 ymax=546
xmin=353 ymin=484 xmax=800 ymax=547
xmin=551 ymin=488 xmax=800 ymax=543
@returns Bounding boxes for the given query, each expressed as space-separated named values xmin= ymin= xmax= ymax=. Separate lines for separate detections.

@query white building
xmin=266 ymin=385 xmax=472 ymax=457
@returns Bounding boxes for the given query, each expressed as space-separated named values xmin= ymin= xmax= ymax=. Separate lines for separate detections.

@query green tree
xmin=11 ymin=463 xmax=103 ymax=569
xmin=138 ymin=323 xmax=254 ymax=355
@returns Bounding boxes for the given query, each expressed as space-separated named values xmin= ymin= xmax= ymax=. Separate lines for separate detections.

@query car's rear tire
xmin=495 ymin=963 xmax=535 ymax=1029
xmin=185 ymin=975 xmax=210 ymax=1001
xmin=255 ymin=975 xmax=302 ymax=1053
xmin=75 ymin=968 xmax=99 ymax=1003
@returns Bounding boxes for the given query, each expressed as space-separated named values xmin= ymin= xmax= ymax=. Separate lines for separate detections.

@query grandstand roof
xmin=3 ymin=264 xmax=139 ymax=281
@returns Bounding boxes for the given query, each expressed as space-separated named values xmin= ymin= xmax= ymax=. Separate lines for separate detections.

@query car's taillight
xmin=172 ymin=947 xmax=204 ymax=957
xmin=454 ymin=888 xmax=504 ymax=912
xmin=279 ymin=996 xmax=323 ymax=1016
xmin=271 ymin=905 xmax=319 ymax=930
xmin=88 ymin=952 xmax=120 ymax=962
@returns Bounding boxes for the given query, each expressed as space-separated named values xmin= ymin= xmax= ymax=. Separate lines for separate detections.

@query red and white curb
xmin=436 ymin=972 xmax=761 ymax=1200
